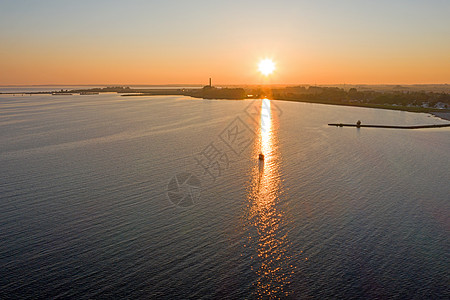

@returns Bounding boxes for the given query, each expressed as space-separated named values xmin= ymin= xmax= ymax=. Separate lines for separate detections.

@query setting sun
xmin=258 ymin=59 xmax=276 ymax=76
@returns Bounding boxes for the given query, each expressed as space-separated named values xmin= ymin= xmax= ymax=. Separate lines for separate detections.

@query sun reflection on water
xmin=245 ymin=99 xmax=293 ymax=298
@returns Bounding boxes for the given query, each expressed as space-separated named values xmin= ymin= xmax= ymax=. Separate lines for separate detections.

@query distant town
xmin=2 ymin=83 xmax=449 ymax=115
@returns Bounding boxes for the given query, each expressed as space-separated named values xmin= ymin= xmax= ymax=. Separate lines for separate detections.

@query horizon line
xmin=1 ymin=83 xmax=449 ymax=87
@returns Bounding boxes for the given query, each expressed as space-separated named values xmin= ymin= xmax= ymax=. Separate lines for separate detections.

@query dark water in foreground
xmin=1 ymin=93 xmax=449 ymax=299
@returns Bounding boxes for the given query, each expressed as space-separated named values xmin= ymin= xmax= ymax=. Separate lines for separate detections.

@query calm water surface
xmin=0 ymin=93 xmax=449 ymax=299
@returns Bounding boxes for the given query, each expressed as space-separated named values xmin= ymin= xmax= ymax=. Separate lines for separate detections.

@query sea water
xmin=1 ymin=92 xmax=449 ymax=298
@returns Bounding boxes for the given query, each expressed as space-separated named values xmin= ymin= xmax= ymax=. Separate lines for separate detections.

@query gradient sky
xmin=1 ymin=0 xmax=449 ymax=85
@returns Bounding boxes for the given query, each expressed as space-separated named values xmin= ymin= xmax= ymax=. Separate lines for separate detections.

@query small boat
xmin=258 ymin=153 xmax=264 ymax=160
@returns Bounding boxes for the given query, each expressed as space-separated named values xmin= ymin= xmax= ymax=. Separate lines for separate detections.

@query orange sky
xmin=1 ymin=1 xmax=449 ymax=85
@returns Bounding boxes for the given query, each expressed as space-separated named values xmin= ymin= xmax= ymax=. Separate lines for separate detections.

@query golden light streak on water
xmin=261 ymin=98 xmax=272 ymax=158
xmin=245 ymin=99 xmax=294 ymax=298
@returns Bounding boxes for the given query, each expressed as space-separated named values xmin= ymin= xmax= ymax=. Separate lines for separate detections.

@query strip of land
xmin=2 ymin=85 xmax=449 ymax=120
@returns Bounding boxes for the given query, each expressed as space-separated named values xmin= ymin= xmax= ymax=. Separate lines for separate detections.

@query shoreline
xmin=269 ymin=97 xmax=450 ymax=122
xmin=2 ymin=89 xmax=449 ymax=122
xmin=118 ymin=89 xmax=450 ymax=120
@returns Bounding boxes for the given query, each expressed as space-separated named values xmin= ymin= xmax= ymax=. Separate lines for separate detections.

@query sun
xmin=258 ymin=59 xmax=275 ymax=76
